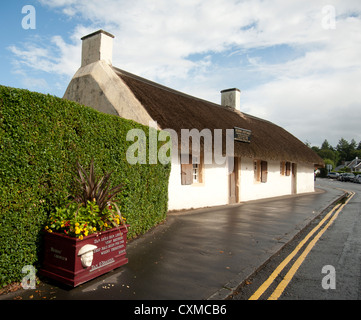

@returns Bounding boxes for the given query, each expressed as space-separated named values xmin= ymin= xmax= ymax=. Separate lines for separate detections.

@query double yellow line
xmin=249 ymin=191 xmax=355 ymax=300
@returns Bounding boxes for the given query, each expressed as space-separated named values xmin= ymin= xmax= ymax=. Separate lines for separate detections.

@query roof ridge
xmin=113 ymin=66 xmax=238 ymax=111
xmin=112 ymin=66 xmax=292 ymax=129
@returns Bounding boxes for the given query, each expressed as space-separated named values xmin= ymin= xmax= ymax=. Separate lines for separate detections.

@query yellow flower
xmin=79 ymin=235 xmax=83 ymax=240
xmin=75 ymin=222 xmax=80 ymax=227
xmin=104 ymin=223 xmax=108 ymax=227
xmin=84 ymin=230 xmax=89 ymax=236
xmin=45 ymin=226 xmax=49 ymax=230
xmin=75 ymin=227 xmax=81 ymax=234
xmin=48 ymin=229 xmax=52 ymax=233
xmin=92 ymin=227 xmax=97 ymax=232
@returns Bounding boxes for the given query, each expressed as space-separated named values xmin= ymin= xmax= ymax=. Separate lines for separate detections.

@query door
xmin=261 ymin=161 xmax=268 ymax=183
xmin=291 ymin=163 xmax=297 ymax=194
xmin=228 ymin=157 xmax=239 ymax=204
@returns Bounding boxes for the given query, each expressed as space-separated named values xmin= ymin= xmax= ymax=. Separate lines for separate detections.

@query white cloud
xmin=7 ymin=29 xmax=83 ymax=95
xmin=9 ymin=0 xmax=361 ymax=145
xmin=238 ymin=6 xmax=361 ymax=146
xmin=8 ymin=35 xmax=79 ymax=77
xmin=21 ymin=1 xmax=361 ymax=80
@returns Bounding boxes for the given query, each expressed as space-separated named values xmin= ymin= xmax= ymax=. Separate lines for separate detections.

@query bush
xmin=0 ymin=85 xmax=170 ymax=287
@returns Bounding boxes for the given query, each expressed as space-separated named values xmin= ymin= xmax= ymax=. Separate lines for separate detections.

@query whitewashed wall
xmin=296 ymin=163 xmax=315 ymax=194
xmin=239 ymin=158 xmax=290 ymax=201
xmin=168 ymin=159 xmax=229 ymax=211
xmin=239 ymin=158 xmax=315 ymax=201
xmin=168 ymin=156 xmax=316 ymax=211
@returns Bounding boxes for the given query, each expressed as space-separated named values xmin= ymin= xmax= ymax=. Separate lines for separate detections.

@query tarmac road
xmin=0 ymin=179 xmax=346 ymax=301
xmin=232 ymin=178 xmax=361 ymax=300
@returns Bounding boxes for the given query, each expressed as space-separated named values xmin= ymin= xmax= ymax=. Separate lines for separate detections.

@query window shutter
xmin=261 ymin=161 xmax=268 ymax=183
xmin=280 ymin=161 xmax=285 ymax=175
xmin=181 ymin=163 xmax=193 ymax=185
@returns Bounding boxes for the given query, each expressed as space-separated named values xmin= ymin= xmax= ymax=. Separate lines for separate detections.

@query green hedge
xmin=0 ymin=85 xmax=171 ymax=287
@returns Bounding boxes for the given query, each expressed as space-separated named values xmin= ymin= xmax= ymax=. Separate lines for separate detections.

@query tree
xmin=317 ymin=139 xmax=339 ymax=166
xmin=350 ymin=139 xmax=357 ymax=155
xmin=318 ymin=149 xmax=337 ymax=163
xmin=321 ymin=139 xmax=333 ymax=151
xmin=357 ymin=141 xmax=361 ymax=150
xmin=336 ymin=138 xmax=351 ymax=164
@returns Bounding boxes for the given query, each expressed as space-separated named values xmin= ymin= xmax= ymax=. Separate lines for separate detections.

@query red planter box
xmin=40 ymin=226 xmax=128 ymax=287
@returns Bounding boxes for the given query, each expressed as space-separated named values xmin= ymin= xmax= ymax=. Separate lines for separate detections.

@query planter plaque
xmin=40 ymin=226 xmax=128 ymax=287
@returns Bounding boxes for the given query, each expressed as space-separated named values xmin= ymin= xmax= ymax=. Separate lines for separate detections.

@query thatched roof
xmin=113 ymin=67 xmax=323 ymax=166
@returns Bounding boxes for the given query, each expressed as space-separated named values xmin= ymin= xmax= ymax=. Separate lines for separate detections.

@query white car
xmin=327 ymin=172 xmax=339 ymax=179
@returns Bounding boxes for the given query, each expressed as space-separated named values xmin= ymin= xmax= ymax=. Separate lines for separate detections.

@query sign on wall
xmin=234 ymin=127 xmax=252 ymax=143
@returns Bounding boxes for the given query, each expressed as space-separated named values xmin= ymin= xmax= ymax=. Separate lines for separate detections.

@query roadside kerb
xmin=207 ymin=188 xmax=349 ymax=300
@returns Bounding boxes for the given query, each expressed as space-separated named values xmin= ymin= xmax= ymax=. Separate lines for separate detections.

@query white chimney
xmin=220 ymin=88 xmax=241 ymax=111
xmin=81 ymin=30 xmax=115 ymax=67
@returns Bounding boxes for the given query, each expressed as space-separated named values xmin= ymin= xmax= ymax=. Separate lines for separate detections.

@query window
xmin=254 ymin=160 xmax=267 ymax=183
xmin=193 ymin=162 xmax=200 ymax=183
xmin=254 ymin=160 xmax=261 ymax=182
xmin=280 ymin=161 xmax=285 ymax=176
xmin=181 ymin=155 xmax=203 ymax=185
xmin=281 ymin=161 xmax=291 ymax=176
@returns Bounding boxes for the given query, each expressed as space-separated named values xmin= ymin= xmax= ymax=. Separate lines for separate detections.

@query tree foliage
xmin=311 ymin=137 xmax=361 ymax=168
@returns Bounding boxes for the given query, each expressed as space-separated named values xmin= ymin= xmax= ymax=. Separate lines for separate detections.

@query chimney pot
xmin=220 ymin=88 xmax=241 ymax=111
xmin=81 ymin=29 xmax=115 ymax=67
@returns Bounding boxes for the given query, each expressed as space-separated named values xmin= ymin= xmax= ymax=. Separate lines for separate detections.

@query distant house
xmin=355 ymin=162 xmax=361 ymax=172
xmin=334 ymin=164 xmax=346 ymax=171
xmin=347 ymin=157 xmax=361 ymax=172
xmin=64 ymin=30 xmax=323 ymax=211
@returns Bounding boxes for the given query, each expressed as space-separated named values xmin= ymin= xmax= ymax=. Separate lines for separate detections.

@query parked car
xmin=340 ymin=173 xmax=355 ymax=182
xmin=353 ymin=174 xmax=361 ymax=183
xmin=327 ymin=172 xmax=339 ymax=179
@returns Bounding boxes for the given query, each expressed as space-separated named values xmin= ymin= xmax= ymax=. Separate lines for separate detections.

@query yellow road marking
xmin=249 ymin=202 xmax=341 ymax=300
xmin=268 ymin=192 xmax=354 ymax=300
xmin=249 ymin=191 xmax=354 ymax=300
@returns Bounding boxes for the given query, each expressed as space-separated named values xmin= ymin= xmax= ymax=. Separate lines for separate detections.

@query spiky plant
xmin=74 ymin=159 xmax=123 ymax=214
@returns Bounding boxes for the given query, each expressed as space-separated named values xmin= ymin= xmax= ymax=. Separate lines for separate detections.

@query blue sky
xmin=1 ymin=0 xmax=361 ymax=148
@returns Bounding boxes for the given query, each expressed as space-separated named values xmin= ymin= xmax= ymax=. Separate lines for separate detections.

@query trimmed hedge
xmin=0 ymin=85 xmax=171 ymax=287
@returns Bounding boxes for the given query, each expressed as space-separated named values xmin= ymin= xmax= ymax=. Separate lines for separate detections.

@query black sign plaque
xmin=234 ymin=127 xmax=251 ymax=143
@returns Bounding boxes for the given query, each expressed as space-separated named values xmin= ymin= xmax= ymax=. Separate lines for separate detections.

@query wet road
xmin=232 ymin=178 xmax=361 ymax=300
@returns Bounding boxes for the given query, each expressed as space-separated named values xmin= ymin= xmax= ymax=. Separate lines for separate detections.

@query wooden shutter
xmin=280 ymin=161 xmax=285 ymax=175
xmin=181 ymin=163 xmax=193 ymax=185
xmin=261 ymin=161 xmax=268 ymax=183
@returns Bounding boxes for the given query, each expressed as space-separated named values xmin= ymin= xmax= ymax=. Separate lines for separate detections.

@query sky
xmin=1 ymin=0 xmax=361 ymax=148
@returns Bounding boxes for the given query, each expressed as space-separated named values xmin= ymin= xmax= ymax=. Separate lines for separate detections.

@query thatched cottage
xmin=64 ymin=30 xmax=323 ymax=211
